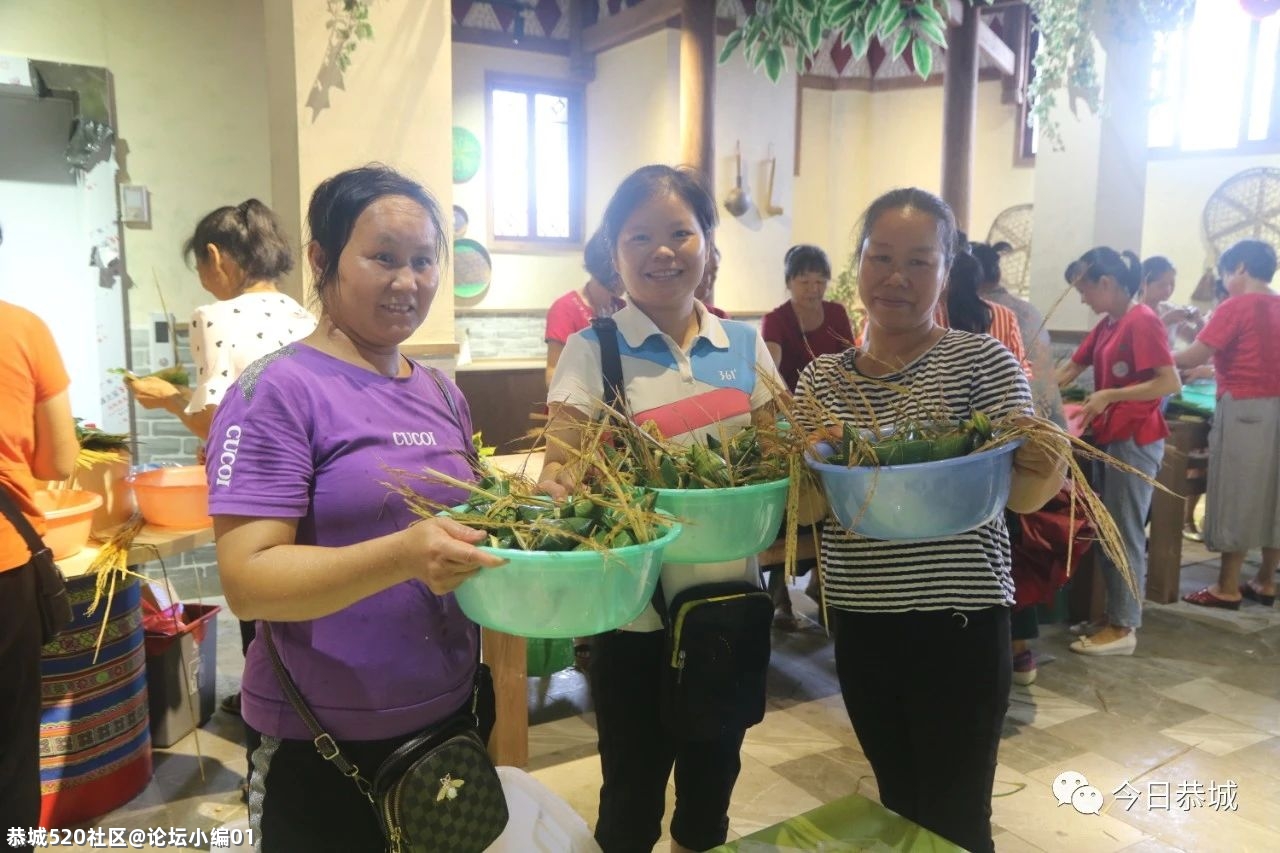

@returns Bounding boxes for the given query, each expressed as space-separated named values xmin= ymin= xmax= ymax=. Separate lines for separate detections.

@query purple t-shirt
xmin=206 ymin=343 xmax=478 ymax=742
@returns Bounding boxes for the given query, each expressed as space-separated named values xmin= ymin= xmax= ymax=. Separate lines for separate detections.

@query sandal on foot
xmin=1240 ymin=583 xmax=1277 ymax=607
xmin=1182 ymin=588 xmax=1241 ymax=610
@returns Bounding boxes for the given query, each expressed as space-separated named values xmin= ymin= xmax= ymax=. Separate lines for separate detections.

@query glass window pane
xmin=491 ymin=89 xmax=529 ymax=238
xmin=1177 ymin=5 xmax=1250 ymax=151
xmin=1247 ymin=18 xmax=1278 ymax=142
xmin=533 ymin=93 xmax=571 ymax=239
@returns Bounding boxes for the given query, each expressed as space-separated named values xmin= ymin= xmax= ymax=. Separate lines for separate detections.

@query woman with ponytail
xmin=125 ymin=198 xmax=316 ymax=796
xmin=127 ymin=199 xmax=315 ymax=439
xmin=1056 ymin=247 xmax=1180 ymax=656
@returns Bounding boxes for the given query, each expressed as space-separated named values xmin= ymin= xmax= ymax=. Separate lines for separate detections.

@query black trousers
xmin=832 ymin=606 xmax=1011 ymax=853
xmin=0 ymin=560 xmax=41 ymax=853
xmin=589 ymin=630 xmax=745 ymax=853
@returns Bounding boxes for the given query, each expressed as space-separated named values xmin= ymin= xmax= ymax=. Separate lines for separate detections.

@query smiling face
xmin=315 ymin=195 xmax=440 ymax=351
xmin=857 ymin=206 xmax=949 ymax=334
xmin=612 ymin=191 xmax=706 ymax=316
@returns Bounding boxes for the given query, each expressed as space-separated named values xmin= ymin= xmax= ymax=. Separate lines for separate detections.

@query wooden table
xmin=1147 ymin=419 xmax=1209 ymax=602
xmin=1063 ymin=413 xmax=1211 ymax=621
xmin=483 ymin=452 xmax=545 ymax=767
xmin=57 ymin=523 xmax=215 ymax=578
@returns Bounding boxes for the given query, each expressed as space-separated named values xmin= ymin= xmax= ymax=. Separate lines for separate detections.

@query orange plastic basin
xmin=34 ymin=489 xmax=104 ymax=560
xmin=128 ymin=466 xmax=211 ymax=529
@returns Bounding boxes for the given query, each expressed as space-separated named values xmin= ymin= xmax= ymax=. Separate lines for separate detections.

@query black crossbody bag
xmin=592 ymin=317 xmax=773 ymax=741
xmin=262 ymin=625 xmax=507 ymax=853
xmin=0 ymin=484 xmax=73 ymax=645
xmin=259 ymin=366 xmax=508 ymax=852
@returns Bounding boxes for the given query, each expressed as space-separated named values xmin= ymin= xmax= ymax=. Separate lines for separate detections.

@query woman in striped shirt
xmin=795 ymin=188 xmax=1065 ymax=853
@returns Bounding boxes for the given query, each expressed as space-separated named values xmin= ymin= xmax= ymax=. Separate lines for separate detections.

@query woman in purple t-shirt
xmin=205 ymin=166 xmax=504 ymax=851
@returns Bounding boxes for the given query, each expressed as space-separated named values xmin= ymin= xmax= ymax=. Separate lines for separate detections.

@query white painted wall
xmin=0 ymin=0 xmax=273 ymax=324
xmin=1142 ymin=152 xmax=1280 ymax=302
xmin=0 ymin=95 xmax=125 ymax=428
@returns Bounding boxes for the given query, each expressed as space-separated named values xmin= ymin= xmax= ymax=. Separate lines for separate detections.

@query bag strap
xmin=427 ymin=366 xmax=481 ymax=470
xmin=261 ymin=623 xmax=376 ymax=801
xmin=261 ymin=367 xmax=486 ymax=799
xmin=591 ymin=317 xmax=627 ymax=413
xmin=0 ymin=483 xmax=50 ymax=559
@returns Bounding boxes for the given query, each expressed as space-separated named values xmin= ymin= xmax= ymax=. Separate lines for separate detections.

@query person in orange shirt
xmin=0 ymin=226 xmax=80 ymax=842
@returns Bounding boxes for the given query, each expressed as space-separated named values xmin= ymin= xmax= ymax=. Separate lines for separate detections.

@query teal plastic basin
xmin=452 ymin=518 xmax=683 ymax=638
xmin=653 ymin=477 xmax=790 ymax=563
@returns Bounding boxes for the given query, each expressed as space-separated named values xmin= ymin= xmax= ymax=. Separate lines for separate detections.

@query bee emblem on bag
xmin=436 ymin=774 xmax=466 ymax=802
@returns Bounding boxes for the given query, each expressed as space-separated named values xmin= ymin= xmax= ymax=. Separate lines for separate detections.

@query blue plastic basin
xmin=807 ymin=440 xmax=1022 ymax=540
xmin=452 ymin=517 xmax=683 ymax=638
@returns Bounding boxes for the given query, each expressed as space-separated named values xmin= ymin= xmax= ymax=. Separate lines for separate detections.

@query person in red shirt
xmin=1056 ymin=247 xmax=1180 ymax=656
xmin=1 ymin=226 xmax=80 ymax=840
xmin=761 ymin=245 xmax=854 ymax=394
xmin=1175 ymin=239 xmax=1280 ymax=609
xmin=760 ymin=245 xmax=853 ymax=628
xmin=544 ymin=229 xmax=626 ymax=387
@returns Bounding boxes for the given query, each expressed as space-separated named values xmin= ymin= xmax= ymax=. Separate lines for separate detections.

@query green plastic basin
xmin=452 ymin=518 xmax=683 ymax=638
xmin=652 ymin=477 xmax=790 ymax=564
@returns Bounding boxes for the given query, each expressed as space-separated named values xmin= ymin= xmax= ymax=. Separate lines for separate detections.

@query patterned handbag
xmin=262 ymin=624 xmax=509 ymax=853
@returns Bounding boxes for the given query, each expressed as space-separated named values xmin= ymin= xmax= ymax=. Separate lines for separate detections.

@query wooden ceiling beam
xmin=581 ymin=0 xmax=682 ymax=55
xmin=978 ymin=21 xmax=1016 ymax=75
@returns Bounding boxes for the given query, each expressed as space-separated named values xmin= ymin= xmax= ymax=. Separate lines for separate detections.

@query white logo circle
xmin=1112 ymin=361 xmax=1131 ymax=379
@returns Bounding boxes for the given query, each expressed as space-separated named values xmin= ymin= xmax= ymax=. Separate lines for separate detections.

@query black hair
xmin=306 ymin=164 xmax=447 ymax=298
xmin=946 ymin=252 xmax=993 ymax=334
xmin=855 ymin=188 xmax=958 ymax=266
xmin=1141 ymin=255 xmax=1175 ymax=284
xmin=1064 ymin=259 xmax=1086 ymax=284
xmin=991 ymin=241 xmax=1013 ymax=254
xmin=969 ymin=242 xmax=1002 ymax=286
xmin=1213 ymin=276 xmax=1229 ymax=302
xmin=600 ymin=165 xmax=718 ymax=255
xmin=784 ymin=244 xmax=831 ymax=281
xmin=1218 ymin=239 xmax=1277 ymax=284
xmin=183 ymin=199 xmax=293 ymax=283
xmin=1076 ymin=247 xmax=1142 ymax=297
xmin=583 ymin=228 xmax=615 ymax=284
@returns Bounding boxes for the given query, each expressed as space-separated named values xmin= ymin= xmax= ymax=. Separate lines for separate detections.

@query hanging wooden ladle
xmin=724 ymin=140 xmax=751 ymax=218
xmin=762 ymin=144 xmax=784 ymax=217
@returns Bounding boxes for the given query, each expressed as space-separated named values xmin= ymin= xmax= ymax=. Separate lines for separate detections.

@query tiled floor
xmin=46 ymin=542 xmax=1280 ymax=851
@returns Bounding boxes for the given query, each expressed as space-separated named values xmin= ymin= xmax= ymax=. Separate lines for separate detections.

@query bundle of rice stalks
xmin=84 ymin=512 xmax=147 ymax=661
xmin=603 ymin=422 xmax=792 ymax=489
xmin=395 ymin=456 xmax=670 ymax=559
xmin=68 ymin=418 xmax=131 ymax=478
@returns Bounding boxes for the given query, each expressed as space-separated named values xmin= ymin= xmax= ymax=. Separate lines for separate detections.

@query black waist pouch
xmin=659 ymin=581 xmax=773 ymax=741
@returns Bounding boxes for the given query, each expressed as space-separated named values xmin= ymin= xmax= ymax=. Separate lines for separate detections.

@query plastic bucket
xmin=652 ymin=477 xmax=790 ymax=563
xmin=127 ymin=466 xmax=210 ymax=528
xmin=807 ymin=440 xmax=1022 ymax=540
xmin=33 ymin=489 xmax=103 ymax=560
xmin=452 ymin=519 xmax=682 ymax=638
